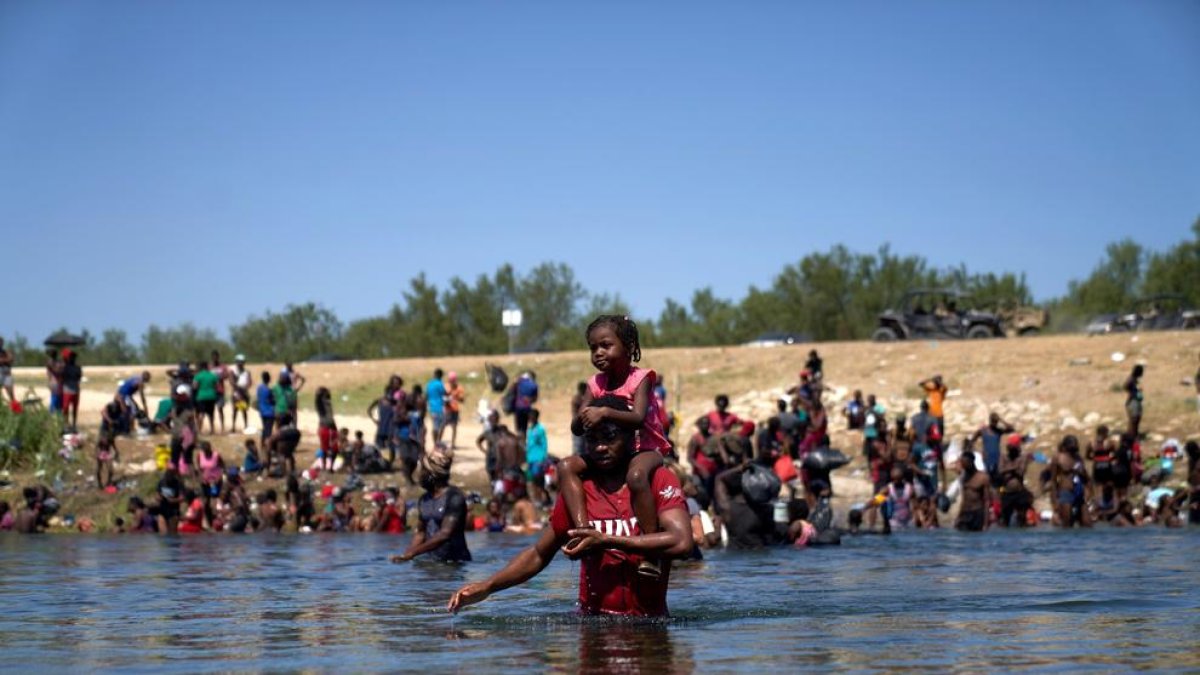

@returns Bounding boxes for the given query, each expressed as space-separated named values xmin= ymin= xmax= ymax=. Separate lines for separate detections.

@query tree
xmin=91 ymin=328 xmax=138 ymax=365
xmin=230 ymin=303 xmax=343 ymax=363
xmin=1055 ymin=239 xmax=1145 ymax=322
xmin=141 ymin=324 xmax=231 ymax=365
xmin=514 ymin=262 xmax=584 ymax=352
xmin=1141 ymin=217 xmax=1200 ymax=305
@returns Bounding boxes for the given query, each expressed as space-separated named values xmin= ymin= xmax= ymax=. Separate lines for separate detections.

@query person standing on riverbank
xmin=45 ymin=349 xmax=63 ymax=414
xmin=391 ymin=446 xmax=471 ymax=563
xmin=61 ymin=349 xmax=82 ymax=432
xmin=230 ymin=355 xmax=251 ymax=433
xmin=512 ymin=372 xmax=538 ymax=435
xmin=256 ymin=372 xmax=275 ymax=443
xmin=920 ymin=375 xmax=948 ymax=438
xmin=446 ymin=372 xmax=466 ymax=449
xmin=525 ymin=409 xmax=549 ymax=506
xmin=0 ymin=338 xmax=14 ymax=407
xmin=447 ymin=397 xmax=691 ymax=617
xmin=1124 ymin=364 xmax=1144 ymax=439
xmin=210 ymin=351 xmax=229 ymax=433
xmin=315 ymin=387 xmax=338 ymax=473
xmin=193 ymin=361 xmax=220 ymax=435
xmin=427 ymin=369 xmax=447 ymax=445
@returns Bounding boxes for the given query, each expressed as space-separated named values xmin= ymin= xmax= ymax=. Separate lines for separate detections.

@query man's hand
xmin=447 ymin=582 xmax=491 ymax=613
xmin=562 ymin=527 xmax=608 ymax=559
xmin=577 ymin=407 xmax=606 ymax=429
xmin=390 ymin=552 xmax=414 ymax=563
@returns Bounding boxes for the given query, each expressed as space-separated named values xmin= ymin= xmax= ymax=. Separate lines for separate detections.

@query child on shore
xmin=316 ymin=387 xmax=338 ymax=472
xmin=562 ymin=315 xmax=671 ymax=578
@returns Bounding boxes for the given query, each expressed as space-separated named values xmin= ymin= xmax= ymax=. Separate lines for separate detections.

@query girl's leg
xmin=628 ymin=451 xmax=666 ymax=578
xmin=627 ymin=451 xmax=664 ymax=536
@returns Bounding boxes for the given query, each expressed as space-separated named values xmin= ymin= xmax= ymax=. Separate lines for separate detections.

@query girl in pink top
xmin=564 ymin=315 xmax=671 ymax=579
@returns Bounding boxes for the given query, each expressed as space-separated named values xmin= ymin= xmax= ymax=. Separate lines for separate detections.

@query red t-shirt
xmin=381 ymin=505 xmax=405 ymax=534
xmin=549 ymin=468 xmax=686 ymax=617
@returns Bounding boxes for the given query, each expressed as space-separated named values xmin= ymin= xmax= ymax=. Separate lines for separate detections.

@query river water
xmin=1 ymin=528 xmax=1197 ymax=673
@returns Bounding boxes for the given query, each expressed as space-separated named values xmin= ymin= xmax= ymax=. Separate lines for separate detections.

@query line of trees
xmin=5 ymin=219 xmax=1196 ymax=367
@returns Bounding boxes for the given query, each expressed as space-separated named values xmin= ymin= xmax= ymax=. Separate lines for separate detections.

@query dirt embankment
xmin=9 ymin=331 xmax=1199 ymax=525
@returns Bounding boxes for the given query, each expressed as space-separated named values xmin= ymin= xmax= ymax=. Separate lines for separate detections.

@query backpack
xmin=485 ymin=363 xmax=509 ymax=394
xmin=501 ymin=385 xmax=516 ymax=414
xmin=741 ymin=463 xmax=782 ymax=505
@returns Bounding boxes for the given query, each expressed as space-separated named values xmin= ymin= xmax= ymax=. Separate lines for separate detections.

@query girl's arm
xmin=564 ymin=507 xmax=691 ymax=558
xmin=580 ymin=377 xmax=651 ymax=429
xmin=569 ymin=388 xmax=595 ymax=435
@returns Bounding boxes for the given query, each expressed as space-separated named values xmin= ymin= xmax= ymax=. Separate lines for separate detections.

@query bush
xmin=0 ymin=406 xmax=63 ymax=470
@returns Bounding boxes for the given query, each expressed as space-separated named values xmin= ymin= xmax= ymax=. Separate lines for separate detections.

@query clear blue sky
xmin=2 ymin=1 xmax=1197 ymax=342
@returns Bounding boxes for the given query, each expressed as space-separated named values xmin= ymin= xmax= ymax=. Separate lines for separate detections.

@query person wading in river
xmin=448 ymin=396 xmax=692 ymax=617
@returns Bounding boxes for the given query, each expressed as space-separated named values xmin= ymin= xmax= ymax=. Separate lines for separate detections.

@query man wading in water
xmin=448 ymin=396 xmax=692 ymax=617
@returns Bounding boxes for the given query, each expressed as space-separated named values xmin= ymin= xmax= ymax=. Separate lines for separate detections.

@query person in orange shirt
xmin=920 ymin=375 xmax=948 ymax=437
xmin=445 ymin=372 xmax=467 ymax=449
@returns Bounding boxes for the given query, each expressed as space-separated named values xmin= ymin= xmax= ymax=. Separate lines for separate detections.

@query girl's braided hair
xmin=586 ymin=314 xmax=641 ymax=363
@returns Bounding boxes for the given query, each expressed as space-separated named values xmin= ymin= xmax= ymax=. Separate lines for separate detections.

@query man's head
xmin=434 ymin=368 xmax=444 ymax=380
xmin=583 ymin=395 xmax=637 ymax=474
xmin=921 ymin=400 xmax=931 ymax=413
xmin=933 ymin=375 xmax=943 ymax=385
xmin=1006 ymin=434 xmax=1022 ymax=458
xmin=262 ymin=371 xmax=271 ymax=384
xmin=211 ymin=350 xmax=221 ymax=363
xmin=960 ymin=450 xmax=977 ymax=475
xmin=447 ymin=371 xmax=457 ymax=384
xmin=988 ymin=411 xmax=1000 ymax=426
xmin=530 ymin=408 xmax=540 ymax=425
xmin=418 ymin=445 xmax=454 ymax=491
xmin=487 ymin=409 xmax=500 ymax=426
xmin=715 ymin=395 xmax=729 ymax=412
xmin=696 ymin=416 xmax=711 ymax=435
xmin=141 ymin=370 xmax=151 ymax=382
xmin=847 ymin=508 xmax=863 ymax=531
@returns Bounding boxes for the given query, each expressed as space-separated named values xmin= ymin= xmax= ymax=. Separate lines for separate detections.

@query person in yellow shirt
xmin=920 ymin=375 xmax=948 ymax=436
xmin=446 ymin=372 xmax=467 ymax=449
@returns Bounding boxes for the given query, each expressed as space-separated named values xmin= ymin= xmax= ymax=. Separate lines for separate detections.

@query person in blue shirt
xmin=525 ymin=409 xmax=549 ymax=506
xmin=513 ymin=372 xmax=539 ymax=434
xmin=426 ymin=369 xmax=448 ymax=444
xmin=117 ymin=371 xmax=151 ymax=427
xmin=256 ymin=371 xmax=276 ymax=444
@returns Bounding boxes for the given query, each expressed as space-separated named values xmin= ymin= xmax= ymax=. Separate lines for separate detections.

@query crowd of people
xmin=2 ymin=332 xmax=1198 ymax=562
xmin=2 ymin=321 xmax=1199 ymax=620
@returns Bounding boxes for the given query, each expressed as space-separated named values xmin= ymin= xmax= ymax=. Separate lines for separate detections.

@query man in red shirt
xmin=448 ymin=396 xmax=692 ymax=617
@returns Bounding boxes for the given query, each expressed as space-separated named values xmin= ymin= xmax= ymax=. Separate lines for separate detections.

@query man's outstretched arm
xmin=447 ymin=527 xmax=562 ymax=613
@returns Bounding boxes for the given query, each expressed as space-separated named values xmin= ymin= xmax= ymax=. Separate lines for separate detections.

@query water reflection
xmin=0 ymin=530 xmax=1196 ymax=671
